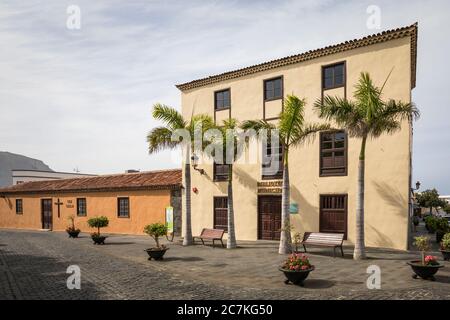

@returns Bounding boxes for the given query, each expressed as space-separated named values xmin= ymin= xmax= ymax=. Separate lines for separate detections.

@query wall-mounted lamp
xmin=412 ymin=181 xmax=421 ymax=192
xmin=191 ymin=154 xmax=205 ymax=175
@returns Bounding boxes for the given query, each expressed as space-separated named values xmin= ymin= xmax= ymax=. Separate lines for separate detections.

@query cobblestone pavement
xmin=0 ymin=228 xmax=449 ymax=300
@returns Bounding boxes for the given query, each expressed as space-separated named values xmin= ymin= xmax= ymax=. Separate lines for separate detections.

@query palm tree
xmin=242 ymin=95 xmax=330 ymax=254
xmin=314 ymin=72 xmax=420 ymax=260
xmin=207 ymin=118 xmax=240 ymax=248
xmin=147 ymin=104 xmax=214 ymax=246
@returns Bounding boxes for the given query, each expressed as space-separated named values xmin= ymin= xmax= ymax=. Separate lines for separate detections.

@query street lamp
xmin=412 ymin=181 xmax=421 ymax=192
xmin=191 ymin=154 xmax=205 ymax=175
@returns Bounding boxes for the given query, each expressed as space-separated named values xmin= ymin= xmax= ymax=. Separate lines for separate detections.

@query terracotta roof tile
xmin=176 ymin=23 xmax=418 ymax=91
xmin=0 ymin=169 xmax=181 ymax=195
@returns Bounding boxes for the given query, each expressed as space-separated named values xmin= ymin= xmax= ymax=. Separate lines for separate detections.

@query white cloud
xmin=0 ymin=0 xmax=449 ymax=192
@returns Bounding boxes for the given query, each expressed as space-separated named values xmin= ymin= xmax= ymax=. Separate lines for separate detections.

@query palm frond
xmin=240 ymin=119 xmax=275 ymax=134
xmin=279 ymin=95 xmax=305 ymax=146
xmin=152 ymin=104 xmax=186 ymax=130
xmin=188 ymin=114 xmax=214 ymax=134
xmin=147 ymin=127 xmax=180 ymax=154
xmin=369 ymin=100 xmax=420 ymax=138
xmin=354 ymin=72 xmax=383 ymax=125
xmin=314 ymin=95 xmax=363 ymax=136
xmin=290 ymin=123 xmax=331 ymax=147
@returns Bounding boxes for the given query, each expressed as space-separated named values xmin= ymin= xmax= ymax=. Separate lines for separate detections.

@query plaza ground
xmin=0 ymin=224 xmax=449 ymax=300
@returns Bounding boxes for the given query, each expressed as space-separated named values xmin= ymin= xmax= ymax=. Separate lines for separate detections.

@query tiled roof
xmin=176 ymin=23 xmax=418 ymax=91
xmin=0 ymin=169 xmax=182 ymax=195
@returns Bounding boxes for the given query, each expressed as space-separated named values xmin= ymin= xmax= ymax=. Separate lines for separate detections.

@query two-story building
xmin=176 ymin=24 xmax=418 ymax=251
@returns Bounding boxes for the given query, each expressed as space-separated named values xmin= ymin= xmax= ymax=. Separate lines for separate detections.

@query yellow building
xmin=176 ymin=24 xmax=418 ymax=250
xmin=0 ymin=170 xmax=182 ymax=235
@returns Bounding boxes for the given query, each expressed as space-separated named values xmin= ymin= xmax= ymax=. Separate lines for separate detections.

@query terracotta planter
xmin=279 ymin=266 xmax=314 ymax=286
xmin=407 ymin=261 xmax=443 ymax=281
xmin=440 ymin=250 xmax=450 ymax=261
xmin=145 ymin=247 xmax=169 ymax=260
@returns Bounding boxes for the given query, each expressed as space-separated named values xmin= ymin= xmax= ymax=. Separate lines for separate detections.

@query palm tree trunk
xmin=183 ymin=150 xmax=193 ymax=246
xmin=354 ymin=136 xmax=367 ymax=260
xmin=227 ymin=164 xmax=237 ymax=249
xmin=279 ymin=150 xmax=292 ymax=254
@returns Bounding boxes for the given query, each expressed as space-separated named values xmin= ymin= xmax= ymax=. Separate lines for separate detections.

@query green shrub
xmin=435 ymin=217 xmax=450 ymax=233
xmin=441 ymin=233 xmax=450 ymax=250
xmin=425 ymin=216 xmax=437 ymax=233
xmin=414 ymin=236 xmax=431 ymax=265
xmin=144 ymin=223 xmax=168 ymax=249
xmin=87 ymin=216 xmax=109 ymax=236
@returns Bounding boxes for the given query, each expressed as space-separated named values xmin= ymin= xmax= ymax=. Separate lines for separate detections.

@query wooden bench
xmin=301 ymin=232 xmax=345 ymax=258
xmin=193 ymin=228 xmax=225 ymax=248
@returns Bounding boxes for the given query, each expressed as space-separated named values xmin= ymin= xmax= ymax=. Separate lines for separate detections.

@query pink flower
xmin=301 ymin=265 xmax=309 ymax=270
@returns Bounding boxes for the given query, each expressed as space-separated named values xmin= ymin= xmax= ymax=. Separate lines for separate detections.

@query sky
xmin=0 ymin=0 xmax=449 ymax=193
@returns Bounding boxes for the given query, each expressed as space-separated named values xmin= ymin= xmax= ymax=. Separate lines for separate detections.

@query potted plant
xmin=440 ymin=233 xmax=450 ymax=261
xmin=424 ymin=216 xmax=436 ymax=234
xmin=279 ymin=253 xmax=314 ymax=286
xmin=87 ymin=216 xmax=109 ymax=245
xmin=408 ymin=236 xmax=443 ymax=281
xmin=66 ymin=215 xmax=81 ymax=238
xmin=412 ymin=215 xmax=420 ymax=227
xmin=435 ymin=217 xmax=450 ymax=243
xmin=144 ymin=223 xmax=169 ymax=260
xmin=292 ymin=232 xmax=302 ymax=253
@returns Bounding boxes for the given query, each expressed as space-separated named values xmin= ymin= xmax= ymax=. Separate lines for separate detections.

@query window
xmin=214 ymin=197 xmax=228 ymax=231
xmin=323 ymin=63 xmax=345 ymax=90
xmin=16 ymin=199 xmax=23 ymax=214
xmin=262 ymin=142 xmax=283 ymax=179
xmin=77 ymin=198 xmax=87 ymax=217
xmin=215 ymin=89 xmax=230 ymax=110
xmin=118 ymin=197 xmax=130 ymax=218
xmin=214 ymin=162 xmax=229 ymax=181
xmin=264 ymin=77 xmax=283 ymax=101
xmin=320 ymin=131 xmax=347 ymax=176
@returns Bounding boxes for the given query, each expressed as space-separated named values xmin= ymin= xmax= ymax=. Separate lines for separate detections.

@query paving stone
xmin=0 ymin=228 xmax=449 ymax=300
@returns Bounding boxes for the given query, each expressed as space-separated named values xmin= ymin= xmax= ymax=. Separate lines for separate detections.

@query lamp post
xmin=191 ymin=153 xmax=205 ymax=175
xmin=411 ymin=180 xmax=421 ymax=234
xmin=412 ymin=181 xmax=421 ymax=193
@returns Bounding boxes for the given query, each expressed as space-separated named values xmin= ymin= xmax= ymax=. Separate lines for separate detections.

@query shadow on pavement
xmin=302 ymin=279 xmax=336 ymax=289
xmin=103 ymin=242 xmax=136 ymax=246
xmin=162 ymin=256 xmax=205 ymax=262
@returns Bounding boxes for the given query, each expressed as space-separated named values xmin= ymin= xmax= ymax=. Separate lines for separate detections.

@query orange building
xmin=0 ymin=169 xmax=182 ymax=235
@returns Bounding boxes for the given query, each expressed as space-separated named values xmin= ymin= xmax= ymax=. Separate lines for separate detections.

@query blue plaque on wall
xmin=289 ymin=203 xmax=298 ymax=214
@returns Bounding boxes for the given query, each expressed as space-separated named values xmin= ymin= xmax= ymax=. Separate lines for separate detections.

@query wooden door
xmin=41 ymin=199 xmax=53 ymax=230
xmin=258 ymin=196 xmax=282 ymax=240
xmin=319 ymin=195 xmax=347 ymax=238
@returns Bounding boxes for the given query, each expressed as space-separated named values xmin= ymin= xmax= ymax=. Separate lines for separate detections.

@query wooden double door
xmin=41 ymin=199 xmax=53 ymax=230
xmin=258 ymin=195 xmax=282 ymax=241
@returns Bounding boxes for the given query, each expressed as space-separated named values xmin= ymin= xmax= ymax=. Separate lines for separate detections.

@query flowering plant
xmin=424 ymin=255 xmax=439 ymax=266
xmin=281 ymin=253 xmax=313 ymax=271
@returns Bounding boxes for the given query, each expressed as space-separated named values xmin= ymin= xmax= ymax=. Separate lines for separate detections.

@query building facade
xmin=0 ymin=170 xmax=182 ymax=236
xmin=176 ymin=24 xmax=418 ymax=250
xmin=12 ymin=169 xmax=95 ymax=185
